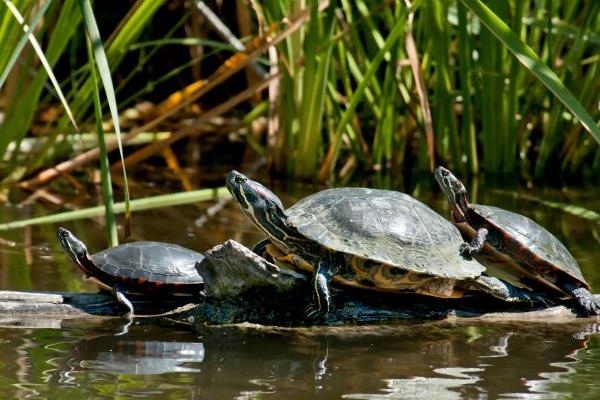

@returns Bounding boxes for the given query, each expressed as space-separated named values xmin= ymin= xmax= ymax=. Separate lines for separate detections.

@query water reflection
xmin=72 ymin=336 xmax=204 ymax=375
xmin=369 ymin=368 xmax=482 ymax=400
xmin=1 ymin=174 xmax=600 ymax=398
xmin=1 ymin=321 xmax=599 ymax=398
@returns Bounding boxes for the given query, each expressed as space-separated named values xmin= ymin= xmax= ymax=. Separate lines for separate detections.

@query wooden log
xmin=0 ymin=240 xmax=596 ymax=329
xmin=0 ymin=290 xmax=198 ymax=329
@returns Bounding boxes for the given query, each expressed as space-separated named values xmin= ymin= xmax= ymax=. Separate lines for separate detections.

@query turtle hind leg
xmin=570 ymin=287 xmax=600 ymax=316
xmin=473 ymin=275 xmax=550 ymax=305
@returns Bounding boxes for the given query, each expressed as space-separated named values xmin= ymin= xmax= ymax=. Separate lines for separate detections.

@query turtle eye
xmin=234 ymin=175 xmax=247 ymax=184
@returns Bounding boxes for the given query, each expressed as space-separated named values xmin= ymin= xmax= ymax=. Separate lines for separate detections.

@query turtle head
xmin=434 ymin=166 xmax=470 ymax=222
xmin=226 ymin=171 xmax=292 ymax=246
xmin=56 ymin=227 xmax=92 ymax=268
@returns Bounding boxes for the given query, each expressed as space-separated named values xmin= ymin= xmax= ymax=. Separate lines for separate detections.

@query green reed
xmin=0 ymin=0 xmax=80 ymax=183
xmin=2 ymin=0 xmax=599 ymax=202
xmin=256 ymin=0 xmax=599 ymax=181
xmin=86 ymin=33 xmax=117 ymax=247
xmin=0 ymin=1 xmax=175 ymax=241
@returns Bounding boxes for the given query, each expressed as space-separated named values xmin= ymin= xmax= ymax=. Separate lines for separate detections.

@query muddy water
xmin=0 ymin=174 xmax=599 ymax=399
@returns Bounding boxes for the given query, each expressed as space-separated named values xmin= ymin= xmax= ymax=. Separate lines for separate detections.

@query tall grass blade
xmin=1 ymin=0 xmax=78 ymax=131
xmin=503 ymin=0 xmax=526 ymax=174
xmin=78 ymin=0 xmax=131 ymax=234
xmin=0 ymin=0 xmax=81 ymax=183
xmin=87 ymin=35 xmax=117 ymax=246
xmin=477 ymin=1 xmax=501 ymax=173
xmin=0 ymin=0 xmax=50 ymax=89
xmin=459 ymin=0 xmax=600 ymax=144
xmin=0 ymin=187 xmax=230 ymax=231
xmin=295 ymin=1 xmax=336 ymax=179
xmin=405 ymin=5 xmax=434 ymax=172
xmin=318 ymin=17 xmax=405 ymax=181
xmin=426 ymin=0 xmax=461 ymax=173
xmin=456 ymin=2 xmax=478 ymax=173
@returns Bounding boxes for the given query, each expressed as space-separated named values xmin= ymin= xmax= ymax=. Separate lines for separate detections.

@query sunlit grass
xmin=0 ymin=187 xmax=229 ymax=231
xmin=0 ymin=0 xmax=598 ymax=242
xmin=255 ymin=0 xmax=599 ymax=181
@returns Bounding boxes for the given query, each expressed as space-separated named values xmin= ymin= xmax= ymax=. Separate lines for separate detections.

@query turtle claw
xmin=304 ymin=305 xmax=321 ymax=321
xmin=536 ymin=295 xmax=553 ymax=309
xmin=572 ymin=288 xmax=600 ymax=316
xmin=514 ymin=287 xmax=553 ymax=308
xmin=460 ymin=228 xmax=487 ymax=257
xmin=305 ymin=308 xmax=319 ymax=319
xmin=459 ymin=242 xmax=473 ymax=257
xmin=523 ymin=292 xmax=552 ymax=308
xmin=305 ymin=303 xmax=314 ymax=314
xmin=304 ymin=303 xmax=328 ymax=321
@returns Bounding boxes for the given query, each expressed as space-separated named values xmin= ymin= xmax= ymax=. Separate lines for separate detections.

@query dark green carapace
xmin=57 ymin=227 xmax=204 ymax=315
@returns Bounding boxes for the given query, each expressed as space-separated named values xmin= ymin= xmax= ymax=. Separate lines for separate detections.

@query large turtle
xmin=226 ymin=171 xmax=544 ymax=313
xmin=434 ymin=166 xmax=600 ymax=315
xmin=57 ymin=227 xmax=204 ymax=316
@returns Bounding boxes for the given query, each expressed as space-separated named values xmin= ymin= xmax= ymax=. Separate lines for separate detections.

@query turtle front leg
xmin=114 ymin=286 xmax=135 ymax=316
xmin=566 ymin=284 xmax=600 ymax=316
xmin=113 ymin=287 xmax=134 ymax=335
xmin=460 ymin=228 xmax=488 ymax=256
xmin=473 ymin=275 xmax=549 ymax=305
xmin=308 ymin=261 xmax=334 ymax=317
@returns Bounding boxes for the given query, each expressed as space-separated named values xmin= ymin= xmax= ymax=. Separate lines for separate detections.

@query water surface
xmin=0 ymin=173 xmax=599 ymax=398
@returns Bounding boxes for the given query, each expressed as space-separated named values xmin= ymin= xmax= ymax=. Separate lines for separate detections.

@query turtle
xmin=434 ymin=166 xmax=600 ymax=315
xmin=226 ymin=170 xmax=545 ymax=314
xmin=56 ymin=227 xmax=205 ymax=316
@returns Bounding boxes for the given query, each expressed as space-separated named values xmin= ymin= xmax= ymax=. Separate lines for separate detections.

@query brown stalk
xmin=161 ymin=146 xmax=193 ymax=192
xmin=18 ymin=6 xmax=315 ymax=190
xmin=110 ymin=72 xmax=281 ymax=170
xmin=266 ymin=45 xmax=280 ymax=175
xmin=236 ymin=0 xmax=263 ymax=90
xmin=404 ymin=1 xmax=435 ymax=172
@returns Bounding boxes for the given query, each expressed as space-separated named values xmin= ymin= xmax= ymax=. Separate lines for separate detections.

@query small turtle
xmin=57 ymin=227 xmax=204 ymax=315
xmin=435 ymin=166 xmax=600 ymax=315
xmin=227 ymin=171 xmax=542 ymax=314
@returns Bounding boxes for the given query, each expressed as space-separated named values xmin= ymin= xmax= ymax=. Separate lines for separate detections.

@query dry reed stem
xmin=111 ymin=72 xmax=281 ymax=170
xmin=404 ymin=3 xmax=435 ymax=172
xmin=18 ymin=6 xmax=314 ymax=189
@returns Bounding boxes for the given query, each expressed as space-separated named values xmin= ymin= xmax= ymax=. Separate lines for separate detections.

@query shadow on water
xmin=2 ymin=320 xmax=600 ymax=398
xmin=1 ymin=170 xmax=600 ymax=398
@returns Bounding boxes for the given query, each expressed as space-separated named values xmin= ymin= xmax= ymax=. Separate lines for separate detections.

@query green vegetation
xmin=0 ymin=0 xmax=598 ymax=232
xmin=261 ymin=0 xmax=599 ymax=180
xmin=0 ymin=186 xmax=229 ymax=231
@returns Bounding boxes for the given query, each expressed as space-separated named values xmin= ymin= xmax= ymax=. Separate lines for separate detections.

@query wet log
xmin=192 ymin=240 xmax=595 ymax=326
xmin=0 ymin=240 xmax=596 ymax=328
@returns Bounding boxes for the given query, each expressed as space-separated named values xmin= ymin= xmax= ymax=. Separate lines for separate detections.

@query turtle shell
xmin=92 ymin=242 xmax=204 ymax=284
xmin=472 ymin=204 xmax=586 ymax=284
xmin=286 ymin=188 xmax=484 ymax=279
